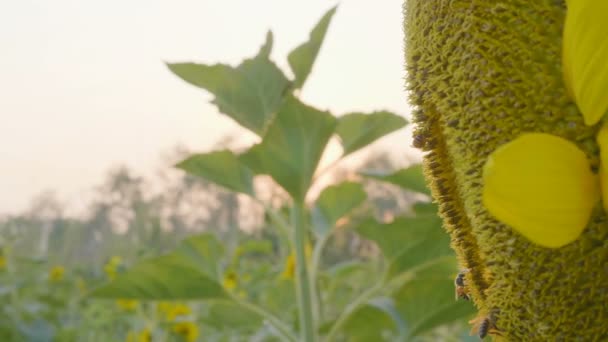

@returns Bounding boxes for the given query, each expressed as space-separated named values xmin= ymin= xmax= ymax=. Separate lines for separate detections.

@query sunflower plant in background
xmin=88 ymin=5 xmax=477 ymax=342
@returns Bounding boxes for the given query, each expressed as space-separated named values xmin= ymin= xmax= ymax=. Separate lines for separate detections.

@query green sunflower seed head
xmin=404 ymin=0 xmax=607 ymax=339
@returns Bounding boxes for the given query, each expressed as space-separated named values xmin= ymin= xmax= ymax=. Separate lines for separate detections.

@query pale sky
xmin=0 ymin=0 xmax=415 ymax=214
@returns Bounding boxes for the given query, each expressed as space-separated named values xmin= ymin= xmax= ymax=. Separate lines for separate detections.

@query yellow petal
xmin=597 ymin=123 xmax=608 ymax=212
xmin=483 ymin=133 xmax=599 ymax=248
xmin=563 ymin=0 xmax=608 ymax=126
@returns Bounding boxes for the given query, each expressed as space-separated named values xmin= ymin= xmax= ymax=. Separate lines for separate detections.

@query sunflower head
xmin=405 ymin=0 xmax=608 ymax=339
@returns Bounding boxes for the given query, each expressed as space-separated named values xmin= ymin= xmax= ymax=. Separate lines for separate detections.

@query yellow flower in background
xmin=76 ymin=277 xmax=87 ymax=294
xmin=0 ymin=255 xmax=6 ymax=271
xmin=280 ymin=253 xmax=296 ymax=280
xmin=482 ymin=1 xmax=608 ymax=248
xmin=116 ymin=299 xmax=139 ymax=311
xmin=482 ymin=133 xmax=600 ymax=248
xmin=222 ymin=270 xmax=238 ymax=291
xmin=157 ymin=301 xmax=171 ymax=312
xmin=49 ymin=265 xmax=65 ymax=282
xmin=172 ymin=322 xmax=199 ymax=342
xmin=157 ymin=301 xmax=173 ymax=318
xmin=126 ymin=328 xmax=152 ymax=342
xmin=280 ymin=243 xmax=312 ymax=280
xmin=104 ymin=256 xmax=123 ymax=280
xmin=562 ymin=0 xmax=608 ymax=126
xmin=158 ymin=302 xmax=191 ymax=322
xmin=167 ymin=304 xmax=191 ymax=321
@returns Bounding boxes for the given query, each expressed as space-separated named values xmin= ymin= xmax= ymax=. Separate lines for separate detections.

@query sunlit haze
xmin=0 ymin=0 xmax=417 ymax=214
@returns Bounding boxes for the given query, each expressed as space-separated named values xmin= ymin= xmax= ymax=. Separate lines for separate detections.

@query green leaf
xmin=354 ymin=217 xmax=467 ymax=336
xmin=89 ymin=255 xmax=224 ymax=300
xmin=366 ymin=297 xmax=408 ymax=338
xmin=176 ymin=233 xmax=225 ymax=278
xmin=361 ymin=164 xmax=430 ymax=195
xmin=89 ymin=234 xmax=226 ymax=300
xmin=388 ymin=228 xmax=452 ymax=277
xmin=342 ymin=303 xmax=396 ymax=342
xmin=336 ymin=111 xmax=408 ymax=156
xmin=234 ymin=239 xmax=274 ymax=258
xmin=393 ymin=259 xmax=476 ymax=338
xmin=325 ymin=260 xmax=370 ymax=280
xmin=167 ymin=31 xmax=290 ymax=135
xmin=203 ymin=301 xmax=262 ymax=329
xmin=260 ymin=278 xmax=297 ymax=318
xmin=354 ymin=216 xmax=443 ymax=260
xmin=240 ymin=95 xmax=337 ymax=201
xmin=176 ymin=150 xmax=255 ymax=195
xmin=355 ymin=214 xmax=453 ymax=278
xmin=288 ymin=6 xmax=337 ymax=89
xmin=258 ymin=30 xmax=273 ymax=59
xmin=312 ymin=181 xmax=366 ymax=237
xmin=412 ymin=202 xmax=439 ymax=216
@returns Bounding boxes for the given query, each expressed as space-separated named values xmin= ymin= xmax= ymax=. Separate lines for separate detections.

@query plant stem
xmin=310 ymin=232 xmax=330 ymax=284
xmin=257 ymin=199 xmax=293 ymax=258
xmin=293 ymin=202 xmax=317 ymax=342
xmin=310 ymin=230 xmax=332 ymax=323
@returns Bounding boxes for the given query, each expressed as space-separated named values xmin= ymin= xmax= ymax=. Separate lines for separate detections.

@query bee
xmin=478 ymin=317 xmax=491 ymax=339
xmin=413 ymin=132 xmax=427 ymax=149
xmin=454 ymin=269 xmax=470 ymax=301
xmin=470 ymin=311 xmax=502 ymax=340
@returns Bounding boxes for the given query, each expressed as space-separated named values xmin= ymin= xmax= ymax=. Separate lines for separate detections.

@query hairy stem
xmin=293 ymin=202 xmax=317 ymax=342
xmin=310 ymin=230 xmax=332 ymax=323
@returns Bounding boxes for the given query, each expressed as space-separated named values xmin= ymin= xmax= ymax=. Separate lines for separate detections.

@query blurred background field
xmin=0 ymin=149 xmax=472 ymax=341
xmin=0 ymin=1 xmax=480 ymax=341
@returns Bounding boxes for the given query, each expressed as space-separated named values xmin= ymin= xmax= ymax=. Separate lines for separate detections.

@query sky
xmin=0 ymin=0 xmax=416 ymax=214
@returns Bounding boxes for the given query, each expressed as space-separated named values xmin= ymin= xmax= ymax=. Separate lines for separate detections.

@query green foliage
xmin=361 ymin=164 xmax=431 ymax=195
xmin=317 ymin=212 xmax=471 ymax=341
xmin=355 ymin=216 xmax=441 ymax=260
xmin=288 ymin=6 xmax=337 ymax=89
xmin=90 ymin=234 xmax=226 ymax=300
xmin=354 ymin=215 xmax=453 ymax=278
xmin=204 ymin=302 xmax=262 ymax=329
xmin=167 ymin=32 xmax=290 ymax=135
xmin=90 ymin=254 xmax=225 ymax=300
xmin=312 ymin=181 xmax=366 ymax=237
xmin=336 ymin=111 xmax=408 ymax=156
xmin=240 ymin=95 xmax=337 ymax=202
xmin=342 ymin=302 xmax=397 ymax=342
xmin=394 ymin=260 xmax=477 ymax=339
xmin=413 ymin=202 xmax=440 ymax=216
xmin=176 ymin=150 xmax=255 ymax=195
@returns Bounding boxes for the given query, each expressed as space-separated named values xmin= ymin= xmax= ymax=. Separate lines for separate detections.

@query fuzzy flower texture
xmin=483 ymin=0 xmax=608 ymax=248
xmin=405 ymin=0 xmax=608 ymax=340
